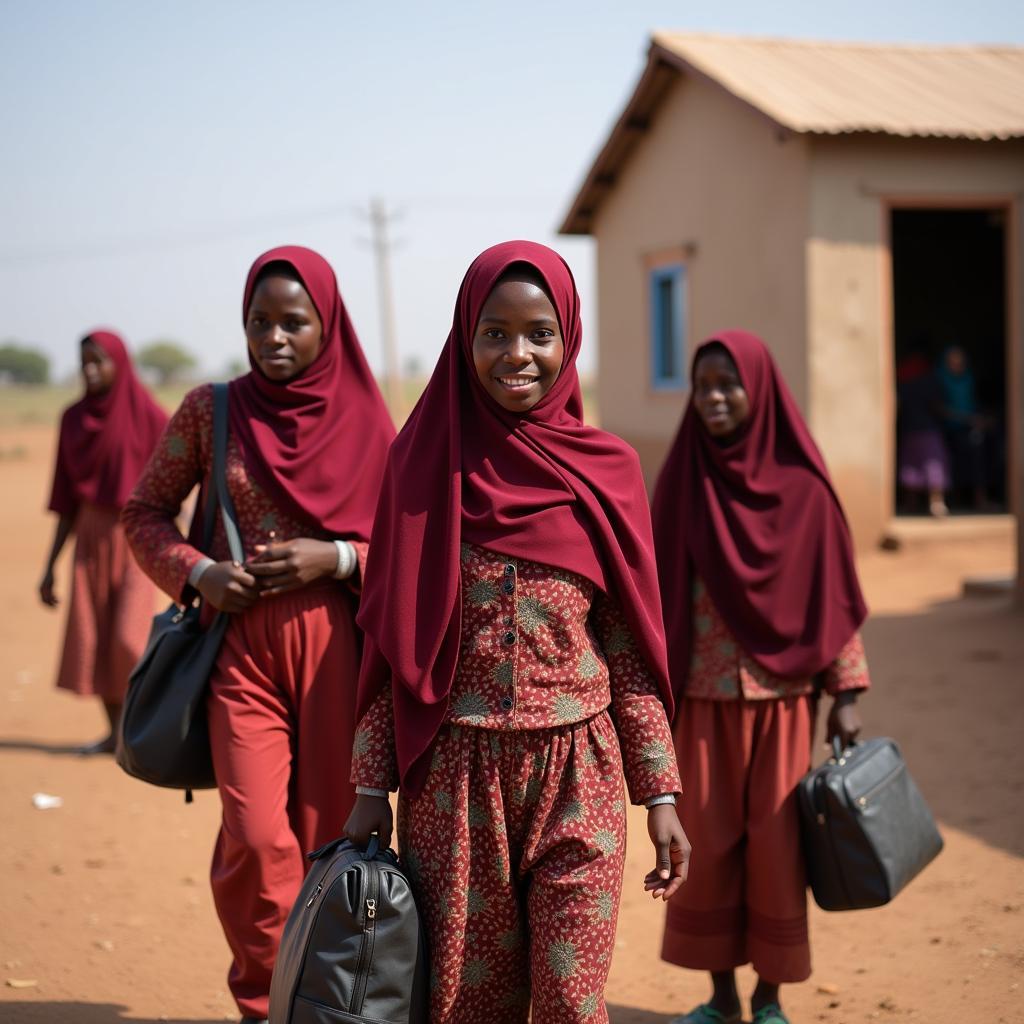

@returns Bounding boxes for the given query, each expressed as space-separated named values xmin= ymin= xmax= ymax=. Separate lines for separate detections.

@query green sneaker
xmin=669 ymin=1004 xmax=742 ymax=1024
xmin=752 ymin=1003 xmax=790 ymax=1024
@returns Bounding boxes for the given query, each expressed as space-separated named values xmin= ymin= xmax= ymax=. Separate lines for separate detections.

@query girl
xmin=122 ymin=246 xmax=394 ymax=1024
xmin=40 ymin=330 xmax=167 ymax=753
xmin=345 ymin=241 xmax=690 ymax=1024
xmin=652 ymin=332 xmax=871 ymax=1024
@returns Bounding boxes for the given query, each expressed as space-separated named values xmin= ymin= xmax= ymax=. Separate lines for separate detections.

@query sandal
xmin=669 ymin=1005 xmax=742 ymax=1024
xmin=752 ymin=1004 xmax=790 ymax=1024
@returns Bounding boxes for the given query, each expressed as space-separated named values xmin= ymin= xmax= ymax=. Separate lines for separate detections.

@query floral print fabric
xmin=121 ymin=384 xmax=367 ymax=602
xmin=352 ymin=543 xmax=680 ymax=805
xmin=687 ymin=577 xmax=870 ymax=701
xmin=397 ymin=712 xmax=628 ymax=1024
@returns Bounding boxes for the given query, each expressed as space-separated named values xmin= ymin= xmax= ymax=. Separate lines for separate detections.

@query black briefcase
xmin=798 ymin=736 xmax=943 ymax=911
xmin=269 ymin=836 xmax=428 ymax=1024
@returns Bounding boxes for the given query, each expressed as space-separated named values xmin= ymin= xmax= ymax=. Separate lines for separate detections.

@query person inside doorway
xmin=896 ymin=349 xmax=951 ymax=517
xmin=936 ymin=345 xmax=996 ymax=511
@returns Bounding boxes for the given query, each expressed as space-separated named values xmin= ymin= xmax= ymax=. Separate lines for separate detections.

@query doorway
xmin=891 ymin=207 xmax=1008 ymax=515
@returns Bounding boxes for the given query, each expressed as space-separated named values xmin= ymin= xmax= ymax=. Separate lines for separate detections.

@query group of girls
xmin=42 ymin=240 xmax=870 ymax=1024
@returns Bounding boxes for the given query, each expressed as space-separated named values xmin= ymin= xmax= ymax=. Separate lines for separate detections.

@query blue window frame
xmin=649 ymin=263 xmax=687 ymax=389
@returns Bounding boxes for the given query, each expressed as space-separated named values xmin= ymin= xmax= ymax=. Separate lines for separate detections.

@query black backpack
xmin=269 ymin=837 xmax=428 ymax=1024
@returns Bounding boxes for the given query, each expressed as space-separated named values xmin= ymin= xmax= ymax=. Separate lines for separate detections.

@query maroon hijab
xmin=356 ymin=240 xmax=673 ymax=794
xmin=228 ymin=246 xmax=395 ymax=540
xmin=48 ymin=330 xmax=168 ymax=515
xmin=651 ymin=330 xmax=867 ymax=700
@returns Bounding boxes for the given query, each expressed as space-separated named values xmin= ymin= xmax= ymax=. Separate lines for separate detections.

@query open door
xmin=891 ymin=208 xmax=1008 ymax=515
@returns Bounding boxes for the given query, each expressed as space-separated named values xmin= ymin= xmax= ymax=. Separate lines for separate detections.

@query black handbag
xmin=269 ymin=836 xmax=428 ymax=1024
xmin=116 ymin=382 xmax=243 ymax=797
xmin=798 ymin=736 xmax=943 ymax=911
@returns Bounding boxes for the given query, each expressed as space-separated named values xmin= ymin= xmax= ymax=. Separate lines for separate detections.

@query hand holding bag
xmin=269 ymin=835 xmax=428 ymax=1024
xmin=798 ymin=735 xmax=943 ymax=911
xmin=116 ymin=382 xmax=243 ymax=795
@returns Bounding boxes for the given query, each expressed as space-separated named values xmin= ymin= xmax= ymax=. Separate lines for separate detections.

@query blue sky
xmin=2 ymin=0 xmax=1022 ymax=380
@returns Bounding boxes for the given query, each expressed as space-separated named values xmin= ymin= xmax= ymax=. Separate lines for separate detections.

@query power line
xmin=0 ymin=193 xmax=563 ymax=268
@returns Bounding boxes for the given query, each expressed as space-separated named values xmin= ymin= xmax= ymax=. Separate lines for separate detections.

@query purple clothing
xmin=899 ymin=430 xmax=950 ymax=492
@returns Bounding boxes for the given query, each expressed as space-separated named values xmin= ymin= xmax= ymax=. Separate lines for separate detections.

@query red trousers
xmin=207 ymin=582 xmax=359 ymax=1019
xmin=397 ymin=714 xmax=628 ymax=1024
xmin=662 ymin=696 xmax=816 ymax=984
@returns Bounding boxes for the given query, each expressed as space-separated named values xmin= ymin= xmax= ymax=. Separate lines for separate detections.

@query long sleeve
xmin=592 ymin=591 xmax=681 ymax=805
xmin=821 ymin=631 xmax=871 ymax=696
xmin=121 ymin=385 xmax=212 ymax=602
xmin=351 ymin=679 xmax=399 ymax=792
xmin=345 ymin=540 xmax=370 ymax=594
xmin=47 ymin=410 xmax=79 ymax=518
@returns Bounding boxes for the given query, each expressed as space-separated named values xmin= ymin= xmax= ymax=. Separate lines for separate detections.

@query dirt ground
xmin=1 ymin=420 xmax=1022 ymax=1024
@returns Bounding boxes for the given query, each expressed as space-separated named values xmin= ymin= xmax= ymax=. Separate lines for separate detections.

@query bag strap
xmin=211 ymin=382 xmax=244 ymax=565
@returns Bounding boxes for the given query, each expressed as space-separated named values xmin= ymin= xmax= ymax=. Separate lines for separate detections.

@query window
xmin=649 ymin=263 xmax=687 ymax=389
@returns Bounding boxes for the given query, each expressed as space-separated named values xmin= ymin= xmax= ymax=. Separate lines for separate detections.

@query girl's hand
xmin=38 ymin=569 xmax=58 ymax=607
xmin=246 ymin=538 xmax=338 ymax=597
xmin=827 ymin=691 xmax=862 ymax=749
xmin=344 ymin=794 xmax=394 ymax=849
xmin=644 ymin=803 xmax=690 ymax=900
xmin=196 ymin=561 xmax=259 ymax=613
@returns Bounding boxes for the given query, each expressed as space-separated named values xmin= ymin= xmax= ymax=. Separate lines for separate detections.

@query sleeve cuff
xmin=355 ymin=785 xmax=390 ymax=799
xmin=187 ymin=557 xmax=215 ymax=588
xmin=644 ymin=793 xmax=678 ymax=808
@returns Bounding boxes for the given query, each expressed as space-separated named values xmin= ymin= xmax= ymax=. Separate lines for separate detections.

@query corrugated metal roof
xmin=560 ymin=34 xmax=1024 ymax=235
xmin=653 ymin=33 xmax=1024 ymax=140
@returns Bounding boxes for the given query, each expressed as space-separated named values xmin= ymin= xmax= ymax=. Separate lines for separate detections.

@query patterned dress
xmin=353 ymin=543 xmax=680 ymax=1024
xmin=122 ymin=384 xmax=369 ymax=1020
xmin=662 ymin=576 xmax=870 ymax=984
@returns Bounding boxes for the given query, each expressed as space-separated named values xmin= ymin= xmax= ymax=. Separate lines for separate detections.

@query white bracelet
xmin=333 ymin=540 xmax=356 ymax=580
xmin=645 ymin=793 xmax=677 ymax=808
xmin=355 ymin=785 xmax=389 ymax=799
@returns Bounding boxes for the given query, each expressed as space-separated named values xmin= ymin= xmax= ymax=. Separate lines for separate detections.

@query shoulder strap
xmin=212 ymin=382 xmax=244 ymax=565
xmin=198 ymin=389 xmax=220 ymax=554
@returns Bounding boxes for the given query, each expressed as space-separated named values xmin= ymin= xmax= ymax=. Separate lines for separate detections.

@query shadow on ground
xmin=0 ymin=739 xmax=99 ymax=756
xmin=856 ymin=596 xmax=1023 ymax=857
xmin=608 ymin=1008 xmax=676 ymax=1024
xmin=0 ymin=1005 xmax=221 ymax=1024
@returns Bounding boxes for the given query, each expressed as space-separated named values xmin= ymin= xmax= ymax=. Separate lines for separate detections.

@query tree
xmin=0 ymin=342 xmax=50 ymax=384
xmin=137 ymin=340 xmax=197 ymax=386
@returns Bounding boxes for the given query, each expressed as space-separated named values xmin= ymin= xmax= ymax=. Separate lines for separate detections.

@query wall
xmin=589 ymin=72 xmax=811 ymax=486
xmin=806 ymin=136 xmax=1024 ymax=548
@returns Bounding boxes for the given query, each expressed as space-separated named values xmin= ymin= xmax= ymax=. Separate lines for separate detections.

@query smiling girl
xmin=344 ymin=241 xmax=689 ymax=1024
xmin=651 ymin=332 xmax=872 ymax=1024
xmin=122 ymin=246 xmax=394 ymax=1024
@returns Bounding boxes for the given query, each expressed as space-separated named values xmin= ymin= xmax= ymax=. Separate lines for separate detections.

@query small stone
xmin=828 ymin=1000 xmax=841 ymax=1009
xmin=94 ymin=940 xmax=114 ymax=952
xmin=818 ymin=982 xmax=841 ymax=995
xmin=930 ymin=936 xmax=942 ymax=944
xmin=6 ymin=979 xmax=39 ymax=989
xmin=49 ymin=864 xmax=64 ymax=876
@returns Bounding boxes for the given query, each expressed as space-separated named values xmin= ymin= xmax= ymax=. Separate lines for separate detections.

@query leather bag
xmin=269 ymin=836 xmax=428 ymax=1024
xmin=116 ymin=382 xmax=242 ymax=795
xmin=798 ymin=736 xmax=943 ymax=911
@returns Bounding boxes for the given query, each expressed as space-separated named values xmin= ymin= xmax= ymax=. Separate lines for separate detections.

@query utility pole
xmin=368 ymin=197 xmax=402 ymax=418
